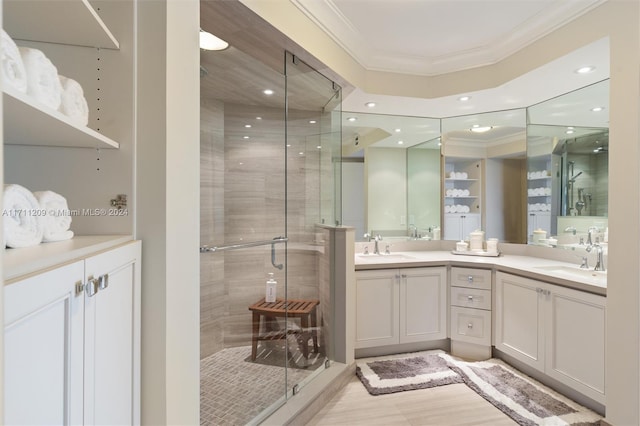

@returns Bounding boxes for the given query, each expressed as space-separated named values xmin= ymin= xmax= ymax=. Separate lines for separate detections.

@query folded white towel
xmin=460 ymin=172 xmax=468 ymax=179
xmin=3 ymin=184 xmax=44 ymax=248
xmin=444 ymin=205 xmax=451 ymax=214
xmin=450 ymin=205 xmax=458 ymax=213
xmin=445 ymin=189 xmax=452 ymax=197
xmin=462 ymin=189 xmax=470 ymax=197
xmin=1 ymin=30 xmax=27 ymax=93
xmin=19 ymin=47 xmax=63 ymax=110
xmin=58 ymin=75 xmax=89 ymax=126
xmin=33 ymin=190 xmax=74 ymax=242
xmin=449 ymin=171 xmax=456 ymax=179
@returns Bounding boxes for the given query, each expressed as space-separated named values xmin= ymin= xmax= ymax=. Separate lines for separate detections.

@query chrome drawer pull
xmin=467 ymin=323 xmax=473 ymax=329
xmin=86 ymin=278 xmax=99 ymax=297
xmin=467 ymin=295 xmax=474 ymax=301
xmin=467 ymin=276 xmax=474 ymax=282
xmin=98 ymin=273 xmax=109 ymax=290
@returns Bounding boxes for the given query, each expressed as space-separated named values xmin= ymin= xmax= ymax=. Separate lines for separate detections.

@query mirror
xmin=441 ymin=108 xmax=528 ymax=243
xmin=341 ymin=112 xmax=440 ymax=241
xmin=526 ymin=80 xmax=609 ymax=248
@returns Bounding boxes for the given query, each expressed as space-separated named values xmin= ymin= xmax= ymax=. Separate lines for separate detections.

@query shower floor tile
xmin=201 ymin=344 xmax=323 ymax=425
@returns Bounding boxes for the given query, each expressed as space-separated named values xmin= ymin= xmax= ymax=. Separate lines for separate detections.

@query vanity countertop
xmin=355 ymin=250 xmax=606 ymax=296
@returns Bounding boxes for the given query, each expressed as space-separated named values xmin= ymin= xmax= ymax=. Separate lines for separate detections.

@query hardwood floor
xmin=306 ymin=376 xmax=518 ymax=426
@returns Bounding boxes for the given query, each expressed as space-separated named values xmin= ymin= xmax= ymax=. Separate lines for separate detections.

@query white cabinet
xmin=355 ymin=267 xmax=447 ymax=349
xmin=495 ymin=271 xmax=605 ymax=404
xmin=444 ymin=213 xmax=481 ymax=241
xmin=449 ymin=267 xmax=492 ymax=360
xmin=4 ymin=241 xmax=141 ymax=425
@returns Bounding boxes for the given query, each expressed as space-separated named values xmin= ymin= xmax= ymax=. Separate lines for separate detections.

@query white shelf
xmin=445 ymin=196 xmax=478 ymax=199
xmin=4 ymin=235 xmax=133 ymax=282
xmin=3 ymin=86 xmax=119 ymax=149
xmin=4 ymin=0 xmax=119 ymax=49
xmin=528 ymin=177 xmax=551 ymax=181
xmin=445 ymin=178 xmax=478 ymax=182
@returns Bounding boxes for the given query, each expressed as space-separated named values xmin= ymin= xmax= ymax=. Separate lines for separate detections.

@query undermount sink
xmin=534 ymin=265 xmax=607 ymax=281
xmin=358 ymin=253 xmax=415 ymax=260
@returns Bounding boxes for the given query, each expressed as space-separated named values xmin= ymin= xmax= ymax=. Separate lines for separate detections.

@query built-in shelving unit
xmin=3 ymin=86 xmax=119 ymax=149
xmin=3 ymin=0 xmax=120 ymax=49
xmin=443 ymin=159 xmax=482 ymax=240
xmin=527 ymin=156 xmax=553 ymax=241
xmin=2 ymin=0 xmax=133 ymax=278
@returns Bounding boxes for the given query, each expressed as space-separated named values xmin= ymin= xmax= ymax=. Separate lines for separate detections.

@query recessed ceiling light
xmin=470 ymin=126 xmax=492 ymax=133
xmin=199 ymin=30 xmax=229 ymax=51
xmin=244 ymin=124 xmax=252 ymax=128
xmin=437 ymin=142 xmax=442 ymax=146
xmin=566 ymin=130 xmax=575 ymax=134
xmin=286 ymin=144 xmax=291 ymax=147
xmin=299 ymin=152 xmax=304 ymax=155
xmin=263 ymin=89 xmax=274 ymax=95
xmin=575 ymin=66 xmax=595 ymax=74
xmin=256 ymin=117 xmax=262 ymax=120
xmin=591 ymin=106 xmax=604 ymax=112
xmin=458 ymin=96 xmax=471 ymax=102
xmin=316 ymin=145 xmax=322 ymax=149
xmin=472 ymin=124 xmax=480 ymax=128
xmin=347 ymin=117 xmax=357 ymax=122
xmin=395 ymin=128 xmax=401 ymax=133
xmin=309 ymin=120 xmax=317 ymax=124
xmin=567 ymin=126 xmax=574 ymax=129
xmin=243 ymin=136 xmax=250 ymax=139
xmin=397 ymin=140 xmax=404 ymax=145
xmin=365 ymin=102 xmax=376 ymax=108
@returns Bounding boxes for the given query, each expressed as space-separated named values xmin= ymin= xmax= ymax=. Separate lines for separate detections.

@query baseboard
xmin=355 ymin=339 xmax=450 ymax=358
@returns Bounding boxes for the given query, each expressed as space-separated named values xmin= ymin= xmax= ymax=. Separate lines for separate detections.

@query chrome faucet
xmin=408 ymin=224 xmax=418 ymax=239
xmin=564 ymin=226 xmax=577 ymax=235
xmin=587 ymin=226 xmax=600 ymax=246
xmin=586 ymin=243 xmax=605 ymax=271
xmin=373 ymin=234 xmax=382 ymax=254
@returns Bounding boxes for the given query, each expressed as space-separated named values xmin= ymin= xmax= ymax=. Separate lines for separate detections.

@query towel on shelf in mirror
xmin=19 ymin=46 xmax=63 ymax=111
xmin=3 ymin=184 xmax=44 ymax=248
xmin=34 ymin=190 xmax=74 ymax=242
xmin=1 ymin=29 xmax=27 ymax=94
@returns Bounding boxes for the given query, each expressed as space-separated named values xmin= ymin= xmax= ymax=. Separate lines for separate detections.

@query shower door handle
xmin=271 ymin=236 xmax=286 ymax=270
xmin=199 ymin=236 xmax=288 ymax=271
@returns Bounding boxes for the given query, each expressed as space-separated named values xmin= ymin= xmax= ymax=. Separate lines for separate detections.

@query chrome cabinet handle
xmin=467 ymin=276 xmax=474 ymax=282
xmin=98 ymin=273 xmax=109 ymax=290
xmin=467 ymin=323 xmax=473 ymax=329
xmin=467 ymin=295 xmax=474 ymax=301
xmin=86 ymin=278 xmax=99 ymax=297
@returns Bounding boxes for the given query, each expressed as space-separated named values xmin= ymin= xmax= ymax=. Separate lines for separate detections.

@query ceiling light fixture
xmin=347 ymin=117 xmax=357 ymax=122
xmin=263 ymin=89 xmax=274 ymax=96
xmin=365 ymin=102 xmax=376 ymax=108
xmin=566 ymin=130 xmax=575 ymax=134
xmin=397 ymin=140 xmax=404 ymax=145
xmin=575 ymin=66 xmax=595 ymax=74
xmin=244 ymin=124 xmax=252 ymax=128
xmin=243 ymin=136 xmax=250 ymax=139
xmin=256 ymin=117 xmax=262 ymax=120
xmin=591 ymin=106 xmax=604 ymax=112
xmin=470 ymin=126 xmax=492 ymax=133
xmin=395 ymin=128 xmax=401 ymax=133
xmin=199 ymin=30 xmax=229 ymax=51
xmin=458 ymin=96 xmax=471 ymax=102
xmin=309 ymin=120 xmax=317 ymax=124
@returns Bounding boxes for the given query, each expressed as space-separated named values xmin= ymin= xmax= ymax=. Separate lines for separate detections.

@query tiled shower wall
xmin=200 ymin=100 xmax=330 ymax=359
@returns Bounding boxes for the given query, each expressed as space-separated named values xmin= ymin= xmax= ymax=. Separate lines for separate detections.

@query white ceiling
xmin=291 ymin=0 xmax=610 ymax=117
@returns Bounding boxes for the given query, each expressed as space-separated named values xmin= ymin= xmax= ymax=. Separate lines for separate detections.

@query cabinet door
xmin=4 ymin=261 xmax=85 ymax=426
xmin=494 ymin=272 xmax=545 ymax=371
xmin=461 ymin=214 xmax=481 ymax=239
xmin=444 ymin=215 xmax=461 ymax=240
xmin=84 ymin=241 xmax=141 ymax=425
xmin=400 ymin=267 xmax=447 ymax=343
xmin=545 ymin=285 xmax=606 ymax=404
xmin=355 ymin=269 xmax=399 ymax=348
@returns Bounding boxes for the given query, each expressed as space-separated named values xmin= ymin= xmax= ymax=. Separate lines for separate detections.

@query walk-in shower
xmin=559 ymin=131 xmax=608 ymax=217
xmin=199 ymin=44 xmax=342 ymax=425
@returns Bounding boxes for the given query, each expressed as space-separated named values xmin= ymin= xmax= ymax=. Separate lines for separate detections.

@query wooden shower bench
xmin=248 ymin=298 xmax=319 ymax=361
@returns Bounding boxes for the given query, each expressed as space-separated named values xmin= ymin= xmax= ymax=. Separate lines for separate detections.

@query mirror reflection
xmin=341 ymin=112 xmax=440 ymax=241
xmin=526 ymin=80 xmax=609 ymax=248
xmin=441 ymin=108 xmax=527 ymax=244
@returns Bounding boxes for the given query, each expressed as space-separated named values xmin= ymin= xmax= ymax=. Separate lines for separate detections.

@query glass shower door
xmin=199 ymin=48 xmax=290 ymax=425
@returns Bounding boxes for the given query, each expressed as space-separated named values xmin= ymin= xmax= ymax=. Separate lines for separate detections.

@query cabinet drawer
xmin=450 ymin=267 xmax=491 ymax=290
xmin=450 ymin=306 xmax=491 ymax=345
xmin=451 ymin=287 xmax=491 ymax=310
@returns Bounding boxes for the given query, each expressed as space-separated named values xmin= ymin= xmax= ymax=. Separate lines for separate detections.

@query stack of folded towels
xmin=446 ymin=188 xmax=471 ymax=197
xmin=527 ymin=170 xmax=549 ymax=179
xmin=1 ymin=29 xmax=89 ymax=126
xmin=3 ymin=184 xmax=74 ymax=248
xmin=445 ymin=205 xmax=471 ymax=214
xmin=527 ymin=187 xmax=552 ymax=196
xmin=449 ymin=171 xmax=468 ymax=179
xmin=528 ymin=203 xmax=551 ymax=212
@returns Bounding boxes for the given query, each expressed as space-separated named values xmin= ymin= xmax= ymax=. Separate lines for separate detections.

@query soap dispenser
xmin=265 ymin=273 xmax=277 ymax=303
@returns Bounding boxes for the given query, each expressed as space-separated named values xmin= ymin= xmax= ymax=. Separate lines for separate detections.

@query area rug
xmin=356 ymin=351 xmax=602 ymax=425
xmin=355 ymin=350 xmax=463 ymax=395
xmin=443 ymin=355 xmax=602 ymax=426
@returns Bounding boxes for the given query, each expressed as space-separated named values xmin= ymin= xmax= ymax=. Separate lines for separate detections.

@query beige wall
xmin=136 ymin=0 xmax=200 ymax=424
